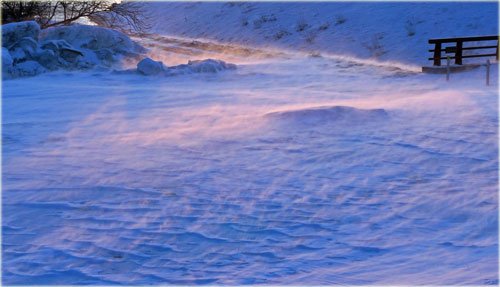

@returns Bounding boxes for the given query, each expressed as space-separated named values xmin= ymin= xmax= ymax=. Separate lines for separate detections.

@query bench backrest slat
xmin=429 ymin=35 xmax=498 ymax=44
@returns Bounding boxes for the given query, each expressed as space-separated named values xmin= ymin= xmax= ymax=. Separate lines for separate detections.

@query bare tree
xmin=88 ymin=2 xmax=151 ymax=34
xmin=2 ymin=1 xmax=53 ymax=24
xmin=1 ymin=1 xmax=150 ymax=33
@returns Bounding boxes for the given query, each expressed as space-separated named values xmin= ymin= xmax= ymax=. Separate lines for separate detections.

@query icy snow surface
xmin=2 ymin=34 xmax=498 ymax=285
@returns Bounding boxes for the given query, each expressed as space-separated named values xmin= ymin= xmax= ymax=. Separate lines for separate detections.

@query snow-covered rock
xmin=136 ymin=57 xmax=237 ymax=76
xmin=2 ymin=21 xmax=146 ymax=78
xmin=9 ymin=60 xmax=47 ymax=78
xmin=95 ymin=48 xmax=115 ymax=65
xmin=10 ymin=37 xmax=38 ymax=55
xmin=34 ymin=49 xmax=60 ymax=70
xmin=9 ymin=47 xmax=29 ymax=64
xmin=40 ymin=24 xmax=145 ymax=57
xmin=186 ymin=59 xmax=237 ymax=73
xmin=2 ymin=47 xmax=13 ymax=67
xmin=59 ymin=48 xmax=83 ymax=63
xmin=40 ymin=39 xmax=75 ymax=52
xmin=165 ymin=59 xmax=237 ymax=76
xmin=2 ymin=21 xmax=40 ymax=48
xmin=137 ymin=57 xmax=165 ymax=75
xmin=7 ymin=36 xmax=38 ymax=64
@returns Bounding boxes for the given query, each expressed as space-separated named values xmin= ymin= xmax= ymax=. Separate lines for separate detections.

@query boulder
xmin=166 ymin=59 xmax=237 ymax=75
xmin=39 ymin=39 xmax=84 ymax=64
xmin=40 ymin=24 xmax=146 ymax=56
xmin=10 ymin=60 xmax=47 ymax=78
xmin=2 ymin=21 xmax=40 ymax=47
xmin=60 ymin=48 xmax=83 ymax=63
xmin=9 ymin=47 xmax=28 ymax=64
xmin=10 ymin=37 xmax=38 ymax=53
xmin=137 ymin=57 xmax=165 ymax=75
xmin=1 ymin=21 xmax=146 ymax=78
xmin=95 ymin=48 xmax=115 ymax=65
xmin=2 ymin=47 xmax=13 ymax=67
xmin=74 ymin=50 xmax=100 ymax=69
xmin=187 ymin=59 xmax=237 ymax=73
xmin=8 ymin=37 xmax=39 ymax=63
xmin=34 ymin=49 xmax=60 ymax=70
xmin=40 ymin=39 xmax=75 ymax=52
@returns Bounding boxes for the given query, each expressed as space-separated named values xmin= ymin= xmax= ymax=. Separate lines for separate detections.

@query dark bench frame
xmin=428 ymin=35 xmax=499 ymax=66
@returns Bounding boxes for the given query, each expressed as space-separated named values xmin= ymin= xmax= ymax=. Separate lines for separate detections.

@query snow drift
xmin=2 ymin=21 xmax=145 ymax=78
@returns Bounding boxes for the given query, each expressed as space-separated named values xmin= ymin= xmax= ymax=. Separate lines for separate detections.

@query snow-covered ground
xmin=2 ymin=1 xmax=499 ymax=285
xmin=3 ymin=31 xmax=498 ymax=284
xmin=144 ymin=1 xmax=498 ymax=65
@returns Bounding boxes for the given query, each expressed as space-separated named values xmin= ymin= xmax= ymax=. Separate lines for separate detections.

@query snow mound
xmin=2 ymin=21 xmax=145 ymax=79
xmin=135 ymin=57 xmax=236 ymax=76
xmin=266 ymin=105 xmax=388 ymax=125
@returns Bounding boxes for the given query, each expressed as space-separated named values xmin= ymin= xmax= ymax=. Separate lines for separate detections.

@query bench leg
xmin=433 ymin=43 xmax=441 ymax=66
xmin=455 ymin=41 xmax=463 ymax=65
xmin=496 ymin=40 xmax=499 ymax=60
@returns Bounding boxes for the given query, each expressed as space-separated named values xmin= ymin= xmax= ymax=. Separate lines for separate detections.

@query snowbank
xmin=144 ymin=2 xmax=498 ymax=65
xmin=2 ymin=21 xmax=145 ymax=79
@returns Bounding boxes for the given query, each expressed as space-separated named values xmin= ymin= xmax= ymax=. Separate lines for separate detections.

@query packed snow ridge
xmin=266 ymin=106 xmax=388 ymax=126
xmin=2 ymin=21 xmax=236 ymax=79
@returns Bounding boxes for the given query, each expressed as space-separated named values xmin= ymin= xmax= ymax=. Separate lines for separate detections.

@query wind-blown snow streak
xmin=2 ymin=35 xmax=498 ymax=285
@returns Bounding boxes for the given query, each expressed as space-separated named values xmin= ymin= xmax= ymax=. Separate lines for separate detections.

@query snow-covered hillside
xmin=145 ymin=2 xmax=498 ymax=65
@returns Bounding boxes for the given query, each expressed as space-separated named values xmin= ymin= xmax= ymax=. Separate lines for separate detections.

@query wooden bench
xmin=428 ymin=35 xmax=499 ymax=66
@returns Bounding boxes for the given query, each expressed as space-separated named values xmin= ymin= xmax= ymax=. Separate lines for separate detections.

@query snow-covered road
xmin=2 ymin=36 xmax=498 ymax=284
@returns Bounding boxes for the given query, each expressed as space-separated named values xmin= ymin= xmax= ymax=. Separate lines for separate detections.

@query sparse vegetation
xmin=305 ymin=31 xmax=317 ymax=44
xmin=296 ymin=20 xmax=309 ymax=32
xmin=334 ymin=15 xmax=347 ymax=25
xmin=364 ymin=33 xmax=386 ymax=57
xmin=405 ymin=19 xmax=416 ymax=36
xmin=241 ymin=17 xmax=249 ymax=27
xmin=274 ymin=29 xmax=291 ymax=40
xmin=253 ymin=14 xmax=277 ymax=29
xmin=318 ymin=22 xmax=330 ymax=31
